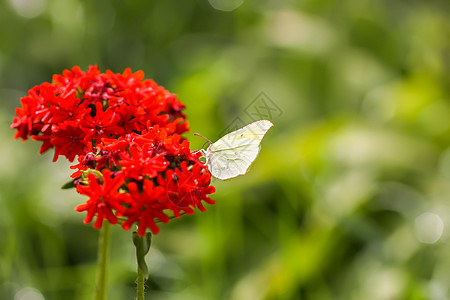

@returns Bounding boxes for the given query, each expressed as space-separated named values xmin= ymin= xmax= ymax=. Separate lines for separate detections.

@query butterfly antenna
xmin=194 ymin=133 xmax=213 ymax=145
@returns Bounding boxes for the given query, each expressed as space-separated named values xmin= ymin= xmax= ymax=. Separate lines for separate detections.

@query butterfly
xmin=196 ymin=120 xmax=273 ymax=180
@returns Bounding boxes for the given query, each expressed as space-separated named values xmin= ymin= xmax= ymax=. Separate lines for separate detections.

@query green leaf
xmin=61 ymin=179 xmax=76 ymax=189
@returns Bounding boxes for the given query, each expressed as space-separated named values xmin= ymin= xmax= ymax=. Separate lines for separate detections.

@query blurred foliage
xmin=1 ymin=0 xmax=450 ymax=299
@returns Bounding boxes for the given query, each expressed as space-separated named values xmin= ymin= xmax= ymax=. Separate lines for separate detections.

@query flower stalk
xmin=95 ymin=221 xmax=111 ymax=300
xmin=133 ymin=232 xmax=152 ymax=300
xmin=137 ymin=264 xmax=145 ymax=300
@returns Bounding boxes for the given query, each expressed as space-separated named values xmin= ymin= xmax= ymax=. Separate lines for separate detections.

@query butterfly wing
xmin=206 ymin=120 xmax=273 ymax=180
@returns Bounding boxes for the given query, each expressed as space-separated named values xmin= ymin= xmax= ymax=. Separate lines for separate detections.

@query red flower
xmin=121 ymin=180 xmax=170 ymax=235
xmin=48 ymin=122 xmax=87 ymax=162
xmin=118 ymin=144 xmax=169 ymax=180
xmin=46 ymin=93 xmax=90 ymax=125
xmin=75 ymin=169 xmax=126 ymax=229
xmin=12 ymin=84 xmax=51 ymax=140
xmin=80 ymin=102 xmax=124 ymax=144
xmin=158 ymin=161 xmax=215 ymax=217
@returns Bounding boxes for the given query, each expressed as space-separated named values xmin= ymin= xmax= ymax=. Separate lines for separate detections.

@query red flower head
xmin=13 ymin=65 xmax=215 ymax=236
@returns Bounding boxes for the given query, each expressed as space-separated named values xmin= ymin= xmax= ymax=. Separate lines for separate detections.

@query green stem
xmin=137 ymin=264 xmax=145 ymax=300
xmin=133 ymin=232 xmax=152 ymax=300
xmin=95 ymin=222 xmax=111 ymax=300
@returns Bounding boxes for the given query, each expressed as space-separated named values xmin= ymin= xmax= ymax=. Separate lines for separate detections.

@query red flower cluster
xmin=73 ymin=125 xmax=215 ymax=235
xmin=11 ymin=65 xmax=188 ymax=162
xmin=11 ymin=66 xmax=215 ymax=235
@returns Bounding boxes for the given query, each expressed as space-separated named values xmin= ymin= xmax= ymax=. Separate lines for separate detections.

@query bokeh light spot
xmin=14 ymin=287 xmax=45 ymax=300
xmin=414 ymin=212 xmax=444 ymax=244
xmin=208 ymin=0 xmax=244 ymax=11
xmin=8 ymin=0 xmax=46 ymax=18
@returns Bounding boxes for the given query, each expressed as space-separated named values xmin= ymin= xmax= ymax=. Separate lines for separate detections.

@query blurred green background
xmin=1 ymin=0 xmax=449 ymax=299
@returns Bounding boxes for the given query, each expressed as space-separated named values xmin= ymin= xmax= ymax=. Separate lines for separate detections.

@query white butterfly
xmin=197 ymin=120 xmax=273 ymax=180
